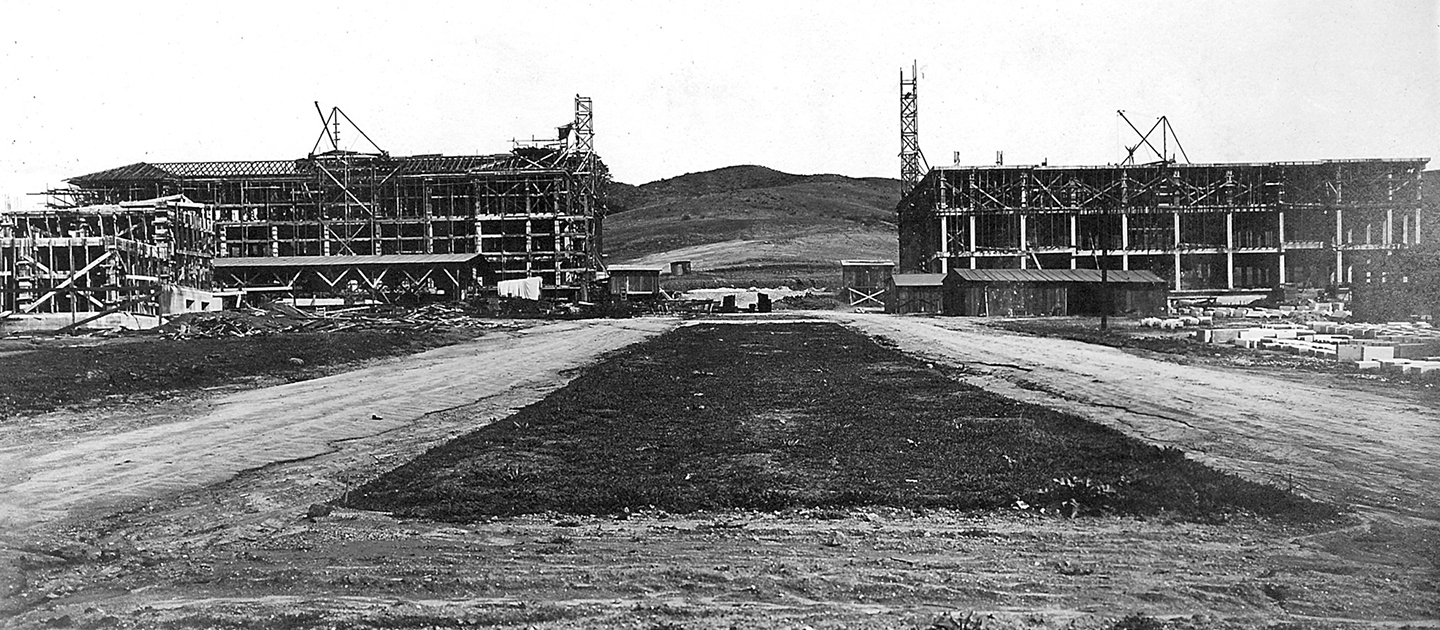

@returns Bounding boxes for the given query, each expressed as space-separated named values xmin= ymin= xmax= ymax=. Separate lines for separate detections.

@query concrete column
xmin=938 ymin=215 xmax=949 ymax=274
xmin=1416 ymin=207 xmax=1423 ymax=244
xmin=1284 ymin=210 xmax=1296 ymax=284
xmin=1070 ymin=214 xmax=1079 ymax=269
xmin=1018 ymin=214 xmax=1028 ymax=269
xmin=1120 ymin=214 xmax=1130 ymax=270
xmin=1226 ymin=212 xmax=1235 ymax=289
xmin=968 ymin=215 xmax=977 ymax=270
xmin=1334 ymin=208 xmax=1344 ymax=286
xmin=1172 ymin=212 xmax=1181 ymax=289
xmin=1385 ymin=208 xmax=1394 ymax=246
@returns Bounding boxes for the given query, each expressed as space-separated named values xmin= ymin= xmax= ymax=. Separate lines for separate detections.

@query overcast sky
xmin=2 ymin=1 xmax=1437 ymax=208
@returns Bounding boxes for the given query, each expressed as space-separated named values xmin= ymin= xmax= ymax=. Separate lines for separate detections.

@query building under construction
xmin=52 ymin=96 xmax=604 ymax=303
xmin=896 ymin=66 xmax=1428 ymax=296
xmin=0 ymin=195 xmax=218 ymax=329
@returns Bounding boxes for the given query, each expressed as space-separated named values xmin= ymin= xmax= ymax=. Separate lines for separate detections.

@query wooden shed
xmin=840 ymin=260 xmax=894 ymax=307
xmin=606 ymin=265 xmax=663 ymax=299
xmin=945 ymin=269 xmax=1167 ymax=317
xmin=886 ymin=273 xmax=947 ymax=314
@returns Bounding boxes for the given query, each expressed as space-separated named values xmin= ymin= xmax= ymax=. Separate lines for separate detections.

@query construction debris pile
xmin=158 ymin=303 xmax=501 ymax=339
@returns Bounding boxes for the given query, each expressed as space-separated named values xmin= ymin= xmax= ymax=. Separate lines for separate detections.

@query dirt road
xmin=0 ymin=318 xmax=677 ymax=536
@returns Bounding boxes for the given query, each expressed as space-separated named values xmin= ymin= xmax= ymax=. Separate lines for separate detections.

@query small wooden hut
xmin=606 ymin=265 xmax=663 ymax=299
xmin=840 ymin=260 xmax=894 ymax=308
xmin=886 ymin=273 xmax=947 ymax=314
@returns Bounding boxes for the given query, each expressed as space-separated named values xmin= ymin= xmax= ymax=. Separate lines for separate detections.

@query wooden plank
xmin=22 ymin=250 xmax=113 ymax=314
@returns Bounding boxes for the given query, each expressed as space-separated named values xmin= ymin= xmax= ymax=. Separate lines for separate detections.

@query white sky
xmin=2 ymin=1 xmax=1438 ymax=208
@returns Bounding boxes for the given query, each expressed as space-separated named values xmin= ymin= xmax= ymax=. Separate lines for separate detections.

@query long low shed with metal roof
xmin=944 ymin=268 xmax=1167 ymax=317
xmin=212 ymin=253 xmax=483 ymax=302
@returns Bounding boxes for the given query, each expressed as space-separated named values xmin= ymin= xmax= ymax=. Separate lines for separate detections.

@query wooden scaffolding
xmin=51 ymin=97 xmax=603 ymax=302
xmin=898 ymin=159 xmax=1429 ymax=295
xmin=0 ymin=195 xmax=215 ymax=324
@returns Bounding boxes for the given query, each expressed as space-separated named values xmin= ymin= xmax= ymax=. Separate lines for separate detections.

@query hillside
xmin=604 ymin=165 xmax=900 ymax=287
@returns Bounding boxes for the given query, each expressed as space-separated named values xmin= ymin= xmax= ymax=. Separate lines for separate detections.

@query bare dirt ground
xmin=0 ymin=320 xmax=677 ymax=620
xmin=2 ymin=313 xmax=1437 ymax=629
xmin=824 ymin=313 xmax=1440 ymax=521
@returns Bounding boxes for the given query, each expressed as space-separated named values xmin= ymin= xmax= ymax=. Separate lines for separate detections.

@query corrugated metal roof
xmin=840 ymin=259 xmax=894 ymax=267
xmin=891 ymin=273 xmax=947 ymax=287
xmin=949 ymin=269 xmax=1165 ymax=284
xmin=605 ymin=265 xmax=663 ymax=273
xmin=68 ymin=153 xmax=536 ymax=183
xmin=68 ymin=162 xmax=180 ymax=182
xmin=214 ymin=253 xmax=480 ymax=268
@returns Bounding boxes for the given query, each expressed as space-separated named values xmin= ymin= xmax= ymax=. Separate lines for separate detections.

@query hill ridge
xmin=610 ymin=165 xmax=898 ymax=214
xmin=603 ymin=164 xmax=901 ymax=282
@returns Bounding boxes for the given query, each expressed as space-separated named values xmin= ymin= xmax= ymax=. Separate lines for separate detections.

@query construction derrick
xmin=53 ymin=98 xmax=605 ymax=303
xmin=1118 ymin=111 xmax=1190 ymax=166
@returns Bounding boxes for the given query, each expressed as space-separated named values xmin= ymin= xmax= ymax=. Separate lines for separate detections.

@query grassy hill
xmin=603 ymin=166 xmax=900 ymax=288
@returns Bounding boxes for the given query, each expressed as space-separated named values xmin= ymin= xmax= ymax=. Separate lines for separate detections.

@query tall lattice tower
xmin=572 ymin=95 xmax=603 ymax=285
xmin=573 ymin=95 xmax=596 ymax=199
xmin=899 ymin=62 xmax=923 ymax=197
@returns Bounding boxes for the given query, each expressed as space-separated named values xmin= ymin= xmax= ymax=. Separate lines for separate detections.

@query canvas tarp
xmin=496 ymin=277 xmax=542 ymax=300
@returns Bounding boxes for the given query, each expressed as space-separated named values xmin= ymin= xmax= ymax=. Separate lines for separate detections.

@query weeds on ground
xmin=1110 ymin=612 xmax=1166 ymax=630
